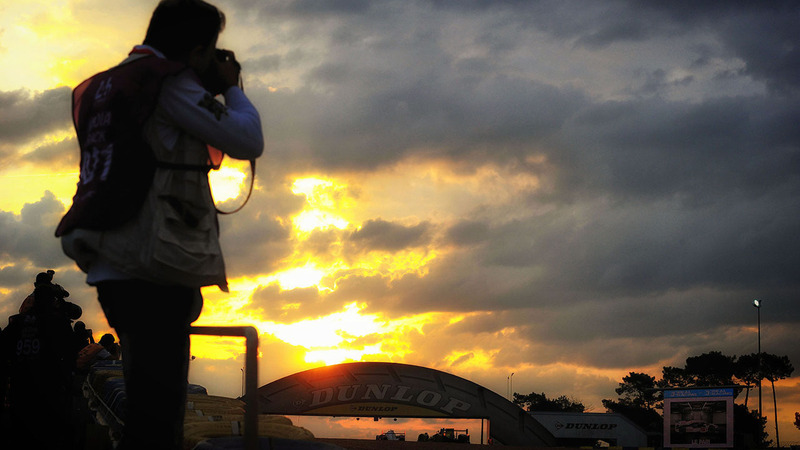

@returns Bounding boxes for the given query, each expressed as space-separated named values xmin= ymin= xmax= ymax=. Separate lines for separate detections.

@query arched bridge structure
xmin=256 ymin=362 xmax=555 ymax=446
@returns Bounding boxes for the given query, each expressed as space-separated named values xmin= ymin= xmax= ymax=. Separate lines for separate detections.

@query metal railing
xmin=190 ymin=325 xmax=259 ymax=450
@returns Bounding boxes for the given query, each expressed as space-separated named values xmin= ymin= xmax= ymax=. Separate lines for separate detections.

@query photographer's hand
xmin=217 ymin=50 xmax=241 ymax=91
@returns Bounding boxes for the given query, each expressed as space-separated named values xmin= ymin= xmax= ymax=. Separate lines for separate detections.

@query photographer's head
xmin=35 ymin=269 xmax=55 ymax=287
xmin=143 ymin=0 xmax=225 ymax=71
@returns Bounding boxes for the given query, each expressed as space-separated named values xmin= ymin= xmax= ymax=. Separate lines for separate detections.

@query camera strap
xmin=201 ymin=54 xmax=256 ymax=215
xmin=214 ymin=159 xmax=256 ymax=215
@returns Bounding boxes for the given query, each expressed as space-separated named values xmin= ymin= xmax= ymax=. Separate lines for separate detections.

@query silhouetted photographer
xmin=56 ymin=1 xmax=263 ymax=449
xmin=1 ymin=277 xmax=75 ymax=449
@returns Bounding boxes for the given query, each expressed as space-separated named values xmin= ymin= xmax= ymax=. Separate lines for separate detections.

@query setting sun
xmin=261 ymin=302 xmax=380 ymax=347
xmin=304 ymin=346 xmax=382 ymax=365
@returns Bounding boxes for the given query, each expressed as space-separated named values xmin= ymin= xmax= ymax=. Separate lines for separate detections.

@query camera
xmin=201 ymin=48 xmax=241 ymax=96
xmin=53 ymin=283 xmax=70 ymax=299
xmin=215 ymin=49 xmax=240 ymax=68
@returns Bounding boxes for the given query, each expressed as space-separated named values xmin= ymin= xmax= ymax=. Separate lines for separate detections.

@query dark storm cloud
xmin=444 ymin=220 xmax=490 ymax=247
xmin=251 ymin=282 xmax=351 ymax=323
xmin=633 ymin=69 xmax=694 ymax=96
xmin=238 ymin=0 xmax=800 ymax=187
xmin=437 ymin=293 xmax=770 ymax=370
xmin=217 ymin=189 xmax=296 ymax=278
xmin=498 ymin=1 xmax=800 ymax=93
xmin=238 ymin=0 xmax=589 ymax=170
xmin=255 ymin=75 xmax=586 ymax=170
xmin=245 ymin=54 xmax=282 ymax=73
xmin=24 ymin=136 xmax=79 ymax=167
xmin=250 ymin=0 xmax=374 ymax=18
xmin=346 ymin=219 xmax=431 ymax=252
xmin=0 ymin=193 xmax=97 ymax=324
xmin=326 ymin=272 xmax=393 ymax=307
xmin=232 ymin=0 xmax=800 ymax=322
xmin=386 ymin=188 xmax=797 ymax=369
xmin=634 ymin=1 xmax=800 ymax=93
xmin=296 ymin=228 xmax=342 ymax=260
xmin=4 ymin=2 xmax=799 ymax=415
xmin=0 ymin=264 xmax=34 ymax=292
xmin=167 ymin=0 xmax=800 ymax=423
xmin=325 ymin=179 xmax=798 ymax=366
xmin=556 ymin=93 xmax=800 ymax=206
xmin=252 ymin=284 xmax=323 ymax=323
xmin=0 ymin=191 xmax=68 ymax=268
xmin=476 ymin=193 xmax=800 ymax=299
xmin=0 ymin=87 xmax=71 ymax=146
xmin=331 ymin=253 xmax=526 ymax=316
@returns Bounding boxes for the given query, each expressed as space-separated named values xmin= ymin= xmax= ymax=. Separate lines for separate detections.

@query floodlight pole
xmin=753 ymin=299 xmax=762 ymax=418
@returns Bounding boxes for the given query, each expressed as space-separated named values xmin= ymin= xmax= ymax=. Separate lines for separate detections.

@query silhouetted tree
xmin=615 ymin=372 xmax=661 ymax=409
xmin=661 ymin=351 xmax=737 ymax=389
xmin=794 ymin=412 xmax=799 ymax=431
xmin=602 ymin=398 xmax=663 ymax=432
xmin=760 ymin=353 xmax=793 ymax=447
xmin=735 ymin=352 xmax=793 ymax=446
xmin=513 ymin=392 xmax=585 ymax=412
xmin=734 ymin=353 xmax=761 ymax=407
xmin=603 ymin=350 xmax=792 ymax=449
xmin=603 ymin=372 xmax=662 ymax=432
xmin=733 ymin=403 xmax=770 ymax=449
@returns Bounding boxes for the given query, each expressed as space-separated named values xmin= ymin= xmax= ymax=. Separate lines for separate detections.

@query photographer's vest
xmin=55 ymin=54 xmax=187 ymax=236
xmin=4 ymin=309 xmax=72 ymax=375
xmin=75 ymin=343 xmax=106 ymax=371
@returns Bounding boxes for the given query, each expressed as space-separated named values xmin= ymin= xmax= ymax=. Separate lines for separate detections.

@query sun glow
xmin=209 ymin=167 xmax=247 ymax=202
xmin=293 ymin=210 xmax=349 ymax=233
xmin=354 ymin=249 xmax=439 ymax=279
xmin=190 ymin=335 xmax=248 ymax=360
xmin=304 ymin=345 xmax=382 ymax=365
xmin=268 ymin=264 xmax=327 ymax=291
xmin=261 ymin=302 xmax=380 ymax=347
xmin=291 ymin=177 xmax=350 ymax=234
xmin=442 ymin=349 xmax=495 ymax=371
xmin=292 ymin=178 xmax=338 ymax=204
xmin=193 ymin=277 xmax=451 ymax=366
xmin=189 ymin=172 xmax=452 ymax=367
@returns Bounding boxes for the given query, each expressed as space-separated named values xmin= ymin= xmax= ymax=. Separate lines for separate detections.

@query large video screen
xmin=663 ymin=388 xmax=734 ymax=448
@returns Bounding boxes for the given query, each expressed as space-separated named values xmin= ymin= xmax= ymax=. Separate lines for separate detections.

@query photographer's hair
xmin=143 ymin=0 xmax=226 ymax=60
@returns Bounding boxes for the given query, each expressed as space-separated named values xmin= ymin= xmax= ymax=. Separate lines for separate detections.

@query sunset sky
xmin=1 ymin=0 xmax=799 ymax=444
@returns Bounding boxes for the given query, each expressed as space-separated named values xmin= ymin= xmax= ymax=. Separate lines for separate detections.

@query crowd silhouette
xmin=0 ymin=270 xmax=120 ymax=450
